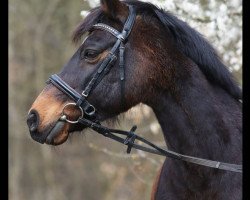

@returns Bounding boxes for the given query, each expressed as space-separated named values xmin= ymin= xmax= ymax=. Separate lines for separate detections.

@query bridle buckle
xmin=82 ymin=90 xmax=88 ymax=97
xmin=117 ymin=34 xmax=125 ymax=42
xmin=84 ymin=104 xmax=96 ymax=116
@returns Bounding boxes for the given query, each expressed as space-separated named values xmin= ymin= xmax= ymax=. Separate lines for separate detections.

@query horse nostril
xmin=27 ymin=110 xmax=40 ymax=132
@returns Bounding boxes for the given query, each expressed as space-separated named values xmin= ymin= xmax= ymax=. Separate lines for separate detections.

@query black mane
xmin=73 ymin=0 xmax=242 ymax=100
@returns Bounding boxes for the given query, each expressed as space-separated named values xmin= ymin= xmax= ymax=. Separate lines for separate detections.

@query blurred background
xmin=9 ymin=0 xmax=242 ymax=199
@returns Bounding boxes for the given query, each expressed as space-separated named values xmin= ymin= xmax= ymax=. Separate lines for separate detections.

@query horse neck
xmin=148 ymin=64 xmax=242 ymax=198
xmin=148 ymin=63 xmax=242 ymax=166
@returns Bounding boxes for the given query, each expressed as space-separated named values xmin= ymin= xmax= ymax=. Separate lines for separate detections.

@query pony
xmin=27 ymin=0 xmax=242 ymax=199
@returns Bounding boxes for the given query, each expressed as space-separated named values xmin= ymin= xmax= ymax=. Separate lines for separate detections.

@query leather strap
xmin=77 ymin=117 xmax=242 ymax=173
xmin=47 ymin=75 xmax=96 ymax=116
xmin=83 ymin=5 xmax=136 ymax=99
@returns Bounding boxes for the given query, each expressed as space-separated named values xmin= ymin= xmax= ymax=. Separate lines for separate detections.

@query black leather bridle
xmin=46 ymin=5 xmax=242 ymax=173
xmin=48 ymin=5 xmax=136 ymax=118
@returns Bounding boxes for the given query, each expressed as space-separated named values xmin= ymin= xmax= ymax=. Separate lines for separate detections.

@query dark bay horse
xmin=27 ymin=0 xmax=242 ymax=199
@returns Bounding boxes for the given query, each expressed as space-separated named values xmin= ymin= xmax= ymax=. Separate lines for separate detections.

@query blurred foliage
xmin=9 ymin=0 xmax=242 ymax=200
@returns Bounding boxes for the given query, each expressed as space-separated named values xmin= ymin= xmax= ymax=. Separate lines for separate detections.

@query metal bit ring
xmin=61 ymin=103 xmax=84 ymax=124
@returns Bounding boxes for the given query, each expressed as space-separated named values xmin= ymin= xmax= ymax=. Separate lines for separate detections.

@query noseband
xmin=46 ymin=5 xmax=242 ymax=173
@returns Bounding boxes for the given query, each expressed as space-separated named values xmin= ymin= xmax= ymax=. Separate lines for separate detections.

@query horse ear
xmin=100 ymin=0 xmax=127 ymax=19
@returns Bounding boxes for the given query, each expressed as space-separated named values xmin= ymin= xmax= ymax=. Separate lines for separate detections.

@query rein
xmin=81 ymin=114 xmax=243 ymax=173
xmin=46 ymin=5 xmax=242 ymax=173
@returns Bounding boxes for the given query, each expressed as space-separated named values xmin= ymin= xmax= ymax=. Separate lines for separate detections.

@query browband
xmin=92 ymin=5 xmax=136 ymax=41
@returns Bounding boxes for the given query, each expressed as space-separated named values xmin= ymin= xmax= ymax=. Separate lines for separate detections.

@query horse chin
xmin=49 ymin=129 xmax=69 ymax=145
xmin=44 ymin=113 xmax=107 ymax=146
xmin=45 ymin=122 xmax=87 ymax=146
xmin=44 ymin=122 xmax=70 ymax=145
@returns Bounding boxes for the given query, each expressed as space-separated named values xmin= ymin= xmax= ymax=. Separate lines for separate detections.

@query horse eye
xmin=82 ymin=49 xmax=99 ymax=60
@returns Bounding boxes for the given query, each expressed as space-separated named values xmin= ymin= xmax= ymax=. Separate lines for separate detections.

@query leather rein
xmin=46 ymin=5 xmax=242 ymax=173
